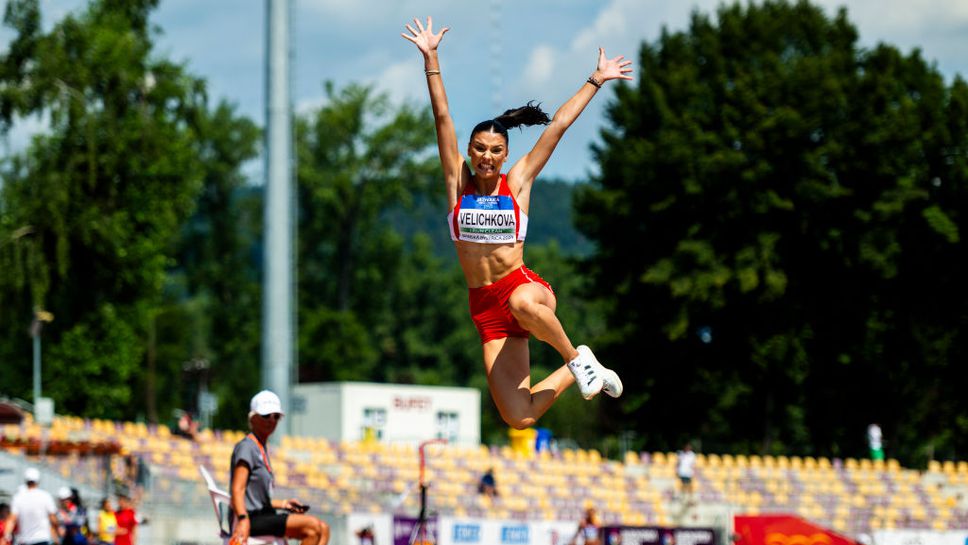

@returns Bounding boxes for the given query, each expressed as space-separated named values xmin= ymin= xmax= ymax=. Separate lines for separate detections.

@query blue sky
xmin=3 ymin=0 xmax=968 ymax=181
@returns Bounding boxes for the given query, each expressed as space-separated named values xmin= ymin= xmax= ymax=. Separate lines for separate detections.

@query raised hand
xmin=594 ymin=48 xmax=633 ymax=82
xmin=401 ymin=16 xmax=449 ymax=56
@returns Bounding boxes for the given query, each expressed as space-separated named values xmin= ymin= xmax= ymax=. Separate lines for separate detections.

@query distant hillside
xmin=384 ymin=178 xmax=593 ymax=257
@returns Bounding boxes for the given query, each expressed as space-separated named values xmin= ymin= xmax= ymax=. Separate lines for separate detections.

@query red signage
xmin=734 ymin=515 xmax=858 ymax=545
xmin=393 ymin=396 xmax=432 ymax=411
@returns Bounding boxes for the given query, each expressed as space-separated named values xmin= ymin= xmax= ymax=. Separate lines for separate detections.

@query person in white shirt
xmin=867 ymin=423 xmax=884 ymax=460
xmin=2 ymin=468 xmax=59 ymax=545
xmin=676 ymin=443 xmax=697 ymax=499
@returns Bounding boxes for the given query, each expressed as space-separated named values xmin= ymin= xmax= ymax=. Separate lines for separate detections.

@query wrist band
xmin=586 ymin=76 xmax=603 ymax=89
xmin=425 ymin=69 xmax=440 ymax=76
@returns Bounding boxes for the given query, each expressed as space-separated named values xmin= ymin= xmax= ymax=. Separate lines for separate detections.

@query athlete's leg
xmin=285 ymin=514 xmax=330 ymax=545
xmin=483 ymin=337 xmax=576 ymax=429
xmin=506 ymin=282 xmax=578 ymax=362
xmin=508 ymin=282 xmax=624 ymax=399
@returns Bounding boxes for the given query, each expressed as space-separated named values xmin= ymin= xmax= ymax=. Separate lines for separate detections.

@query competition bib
xmin=454 ymin=194 xmax=517 ymax=243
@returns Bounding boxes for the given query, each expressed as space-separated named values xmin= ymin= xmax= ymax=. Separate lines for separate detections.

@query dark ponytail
xmin=471 ymin=101 xmax=550 ymax=143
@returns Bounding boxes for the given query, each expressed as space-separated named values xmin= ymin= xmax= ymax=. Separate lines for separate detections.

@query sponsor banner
xmin=438 ymin=517 xmax=578 ymax=545
xmin=872 ymin=530 xmax=968 ymax=545
xmin=601 ymin=526 xmax=717 ymax=545
xmin=735 ymin=514 xmax=857 ymax=545
xmin=347 ymin=513 xmax=393 ymax=545
xmin=393 ymin=515 xmax=438 ymax=545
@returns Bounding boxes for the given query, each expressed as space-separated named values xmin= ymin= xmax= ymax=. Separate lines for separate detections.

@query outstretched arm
xmin=509 ymin=48 xmax=632 ymax=191
xmin=402 ymin=17 xmax=469 ymax=209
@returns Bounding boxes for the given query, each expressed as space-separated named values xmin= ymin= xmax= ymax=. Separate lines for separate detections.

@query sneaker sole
xmin=602 ymin=369 xmax=623 ymax=398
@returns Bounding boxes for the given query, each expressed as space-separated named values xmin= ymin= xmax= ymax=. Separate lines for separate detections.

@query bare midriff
xmin=455 ymin=240 xmax=525 ymax=288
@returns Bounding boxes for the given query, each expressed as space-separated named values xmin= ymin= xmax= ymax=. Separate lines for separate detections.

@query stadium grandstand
xmin=2 ymin=412 xmax=967 ymax=545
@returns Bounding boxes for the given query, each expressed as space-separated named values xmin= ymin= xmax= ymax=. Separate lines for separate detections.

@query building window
xmin=436 ymin=411 xmax=459 ymax=442
xmin=362 ymin=407 xmax=386 ymax=441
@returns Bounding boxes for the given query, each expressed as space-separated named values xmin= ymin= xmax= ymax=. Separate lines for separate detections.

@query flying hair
xmin=471 ymin=101 xmax=550 ymax=143
xmin=494 ymin=101 xmax=551 ymax=130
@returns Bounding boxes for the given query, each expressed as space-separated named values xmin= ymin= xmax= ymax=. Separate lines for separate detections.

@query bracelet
xmin=586 ymin=76 xmax=603 ymax=89
xmin=425 ymin=69 xmax=440 ymax=76
xmin=237 ymin=513 xmax=248 ymax=520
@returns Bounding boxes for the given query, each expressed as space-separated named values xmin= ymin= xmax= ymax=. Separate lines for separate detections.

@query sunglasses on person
xmin=258 ymin=413 xmax=283 ymax=421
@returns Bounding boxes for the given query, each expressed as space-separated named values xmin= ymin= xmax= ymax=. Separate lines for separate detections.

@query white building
xmin=290 ymin=382 xmax=481 ymax=446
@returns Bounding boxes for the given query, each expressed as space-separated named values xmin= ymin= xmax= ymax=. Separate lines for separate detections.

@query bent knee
xmin=501 ymin=411 xmax=537 ymax=430
xmin=299 ymin=519 xmax=322 ymax=539
xmin=508 ymin=297 xmax=539 ymax=320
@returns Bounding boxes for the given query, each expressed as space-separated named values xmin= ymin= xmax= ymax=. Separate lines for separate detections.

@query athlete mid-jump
xmin=402 ymin=17 xmax=632 ymax=428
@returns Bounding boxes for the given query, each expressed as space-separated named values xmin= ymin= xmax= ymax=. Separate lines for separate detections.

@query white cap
xmin=250 ymin=390 xmax=284 ymax=416
xmin=58 ymin=486 xmax=72 ymax=500
xmin=24 ymin=467 xmax=40 ymax=482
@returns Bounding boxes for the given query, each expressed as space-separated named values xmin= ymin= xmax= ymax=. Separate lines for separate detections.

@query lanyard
xmin=246 ymin=433 xmax=273 ymax=474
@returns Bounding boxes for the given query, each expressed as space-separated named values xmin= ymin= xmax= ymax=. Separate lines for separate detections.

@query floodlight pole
xmin=263 ymin=0 xmax=294 ymax=438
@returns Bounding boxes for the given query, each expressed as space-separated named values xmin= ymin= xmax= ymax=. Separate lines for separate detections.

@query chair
xmin=198 ymin=466 xmax=287 ymax=545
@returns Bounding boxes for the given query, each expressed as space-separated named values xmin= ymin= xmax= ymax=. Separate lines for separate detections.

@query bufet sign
xmin=734 ymin=515 xmax=859 ymax=545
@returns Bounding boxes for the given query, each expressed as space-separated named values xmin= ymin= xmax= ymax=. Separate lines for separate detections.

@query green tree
xmin=163 ymin=103 xmax=261 ymax=428
xmin=296 ymin=82 xmax=439 ymax=383
xmin=0 ymin=0 xmax=209 ymax=418
xmin=577 ymin=0 xmax=968 ymax=462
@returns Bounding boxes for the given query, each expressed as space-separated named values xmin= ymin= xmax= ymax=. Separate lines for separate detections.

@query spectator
xmin=0 ymin=504 xmax=9 ymax=541
xmin=477 ymin=467 xmax=498 ymax=497
xmin=229 ymin=390 xmax=330 ymax=545
xmin=355 ymin=526 xmax=375 ymax=545
xmin=56 ymin=487 xmax=87 ymax=545
xmin=3 ymin=467 xmax=59 ymax=545
xmin=113 ymin=494 xmax=137 ymax=545
xmin=122 ymin=456 xmax=149 ymax=504
xmin=867 ymin=423 xmax=884 ymax=461
xmin=572 ymin=507 xmax=601 ymax=545
xmin=174 ymin=412 xmax=198 ymax=441
xmin=676 ymin=443 xmax=697 ymax=500
xmin=92 ymin=499 xmax=116 ymax=545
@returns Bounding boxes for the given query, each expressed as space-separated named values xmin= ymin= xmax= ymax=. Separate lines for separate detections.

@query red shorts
xmin=468 ymin=265 xmax=555 ymax=344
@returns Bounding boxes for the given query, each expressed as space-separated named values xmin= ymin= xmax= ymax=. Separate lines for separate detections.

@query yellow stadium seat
xmin=624 ymin=451 xmax=640 ymax=465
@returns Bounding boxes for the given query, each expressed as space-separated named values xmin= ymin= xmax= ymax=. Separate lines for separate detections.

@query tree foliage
xmin=577 ymin=0 xmax=968 ymax=462
xmin=0 ymin=0 xmax=257 ymax=421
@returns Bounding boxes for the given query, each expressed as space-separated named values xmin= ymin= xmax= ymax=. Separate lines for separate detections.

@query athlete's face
xmin=468 ymin=130 xmax=508 ymax=177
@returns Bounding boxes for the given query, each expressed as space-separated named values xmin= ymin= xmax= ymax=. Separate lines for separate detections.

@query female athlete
xmin=403 ymin=17 xmax=631 ymax=429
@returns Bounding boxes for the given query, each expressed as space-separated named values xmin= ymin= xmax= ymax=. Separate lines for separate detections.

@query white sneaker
xmin=568 ymin=347 xmax=603 ymax=400
xmin=568 ymin=345 xmax=623 ymax=400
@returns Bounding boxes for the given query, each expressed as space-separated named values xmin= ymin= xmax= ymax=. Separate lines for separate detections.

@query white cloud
xmin=523 ymin=44 xmax=557 ymax=89
xmin=812 ymin=0 xmax=968 ymax=33
xmin=370 ymin=57 xmax=428 ymax=105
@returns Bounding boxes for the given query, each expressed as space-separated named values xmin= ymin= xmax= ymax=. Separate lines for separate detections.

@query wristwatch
xmin=237 ymin=514 xmax=248 ymax=520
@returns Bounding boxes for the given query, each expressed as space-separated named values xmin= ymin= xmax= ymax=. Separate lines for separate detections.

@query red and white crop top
xmin=448 ymin=174 xmax=529 ymax=244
